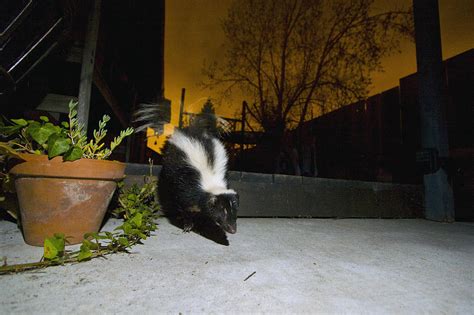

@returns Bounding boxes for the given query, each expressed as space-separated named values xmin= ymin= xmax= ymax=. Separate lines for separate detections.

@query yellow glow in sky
xmin=164 ymin=0 xmax=474 ymax=126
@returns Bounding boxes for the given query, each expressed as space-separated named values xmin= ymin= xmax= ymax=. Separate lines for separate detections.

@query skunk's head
xmin=209 ymin=193 xmax=239 ymax=234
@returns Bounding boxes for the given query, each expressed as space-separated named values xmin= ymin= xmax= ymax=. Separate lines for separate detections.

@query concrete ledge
xmin=125 ymin=164 xmax=423 ymax=218
xmin=123 ymin=174 xmax=158 ymax=188
xmin=125 ymin=163 xmax=161 ymax=176
xmin=232 ymin=177 xmax=423 ymax=218
xmin=274 ymin=174 xmax=303 ymax=184
xmin=240 ymin=172 xmax=273 ymax=183
xmin=227 ymin=171 xmax=241 ymax=181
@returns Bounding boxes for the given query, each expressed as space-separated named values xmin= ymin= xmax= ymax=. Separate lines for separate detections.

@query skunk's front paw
xmin=182 ymin=222 xmax=194 ymax=233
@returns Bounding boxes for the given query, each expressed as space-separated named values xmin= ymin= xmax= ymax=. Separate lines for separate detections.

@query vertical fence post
xmin=413 ymin=0 xmax=454 ymax=221
xmin=178 ymin=88 xmax=186 ymax=129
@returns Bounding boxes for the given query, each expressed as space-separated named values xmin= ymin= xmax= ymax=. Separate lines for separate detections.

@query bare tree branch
xmin=202 ymin=0 xmax=413 ymax=149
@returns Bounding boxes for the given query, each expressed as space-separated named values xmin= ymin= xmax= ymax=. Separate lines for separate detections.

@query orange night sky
xmin=163 ymin=0 xmax=474 ymax=125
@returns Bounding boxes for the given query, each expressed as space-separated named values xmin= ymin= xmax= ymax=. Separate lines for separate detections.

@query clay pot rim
xmin=9 ymin=153 xmax=126 ymax=181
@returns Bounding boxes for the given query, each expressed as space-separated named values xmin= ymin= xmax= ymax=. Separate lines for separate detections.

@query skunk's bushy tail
xmin=133 ymin=103 xmax=231 ymax=138
xmin=133 ymin=103 xmax=170 ymax=134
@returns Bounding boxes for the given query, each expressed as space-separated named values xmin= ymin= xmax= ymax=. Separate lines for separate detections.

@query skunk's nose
xmin=226 ymin=225 xmax=237 ymax=234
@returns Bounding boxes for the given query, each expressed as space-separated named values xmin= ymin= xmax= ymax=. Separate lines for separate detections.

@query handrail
xmin=0 ymin=0 xmax=34 ymax=41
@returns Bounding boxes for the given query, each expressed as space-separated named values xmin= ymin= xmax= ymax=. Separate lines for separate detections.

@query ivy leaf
xmin=44 ymin=239 xmax=58 ymax=260
xmin=53 ymin=233 xmax=66 ymax=249
xmin=130 ymin=229 xmax=147 ymax=239
xmin=11 ymin=119 xmax=28 ymax=126
xmin=63 ymin=146 xmax=83 ymax=161
xmin=47 ymin=134 xmax=71 ymax=158
xmin=27 ymin=122 xmax=58 ymax=145
xmin=77 ymin=243 xmax=92 ymax=261
xmin=117 ymin=222 xmax=132 ymax=234
xmin=130 ymin=213 xmax=143 ymax=228
xmin=43 ymin=234 xmax=65 ymax=260
xmin=82 ymin=239 xmax=99 ymax=250
xmin=118 ymin=237 xmax=129 ymax=247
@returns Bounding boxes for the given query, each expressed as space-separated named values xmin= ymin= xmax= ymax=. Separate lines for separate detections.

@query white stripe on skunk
xmin=169 ymin=130 xmax=236 ymax=196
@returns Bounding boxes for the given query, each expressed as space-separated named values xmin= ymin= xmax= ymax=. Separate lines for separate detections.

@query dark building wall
xmin=0 ymin=0 xmax=166 ymax=164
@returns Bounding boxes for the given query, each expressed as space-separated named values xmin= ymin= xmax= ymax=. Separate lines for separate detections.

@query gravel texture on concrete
xmin=0 ymin=218 xmax=473 ymax=314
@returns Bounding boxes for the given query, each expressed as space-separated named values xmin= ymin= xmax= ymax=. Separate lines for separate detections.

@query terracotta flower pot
xmin=9 ymin=154 xmax=125 ymax=246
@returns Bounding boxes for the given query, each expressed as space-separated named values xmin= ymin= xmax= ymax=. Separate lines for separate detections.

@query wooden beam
xmin=78 ymin=0 xmax=101 ymax=132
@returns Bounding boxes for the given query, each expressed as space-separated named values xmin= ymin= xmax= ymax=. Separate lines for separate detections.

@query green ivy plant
xmin=0 ymin=100 xmax=134 ymax=161
xmin=0 ymin=100 xmax=135 ymax=221
xmin=0 ymin=176 xmax=160 ymax=275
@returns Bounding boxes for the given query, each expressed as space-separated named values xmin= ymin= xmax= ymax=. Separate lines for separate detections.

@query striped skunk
xmin=158 ymin=127 xmax=239 ymax=234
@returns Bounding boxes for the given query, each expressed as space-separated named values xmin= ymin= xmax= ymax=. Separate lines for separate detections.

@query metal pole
xmin=178 ymin=88 xmax=185 ymax=129
xmin=240 ymin=101 xmax=247 ymax=171
xmin=78 ymin=0 xmax=101 ymax=133
xmin=413 ymin=0 xmax=454 ymax=221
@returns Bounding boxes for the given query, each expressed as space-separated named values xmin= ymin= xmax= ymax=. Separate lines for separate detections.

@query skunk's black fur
xmin=158 ymin=126 xmax=239 ymax=234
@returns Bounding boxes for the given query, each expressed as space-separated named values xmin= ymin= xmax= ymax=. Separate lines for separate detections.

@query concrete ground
xmin=0 ymin=218 xmax=473 ymax=314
